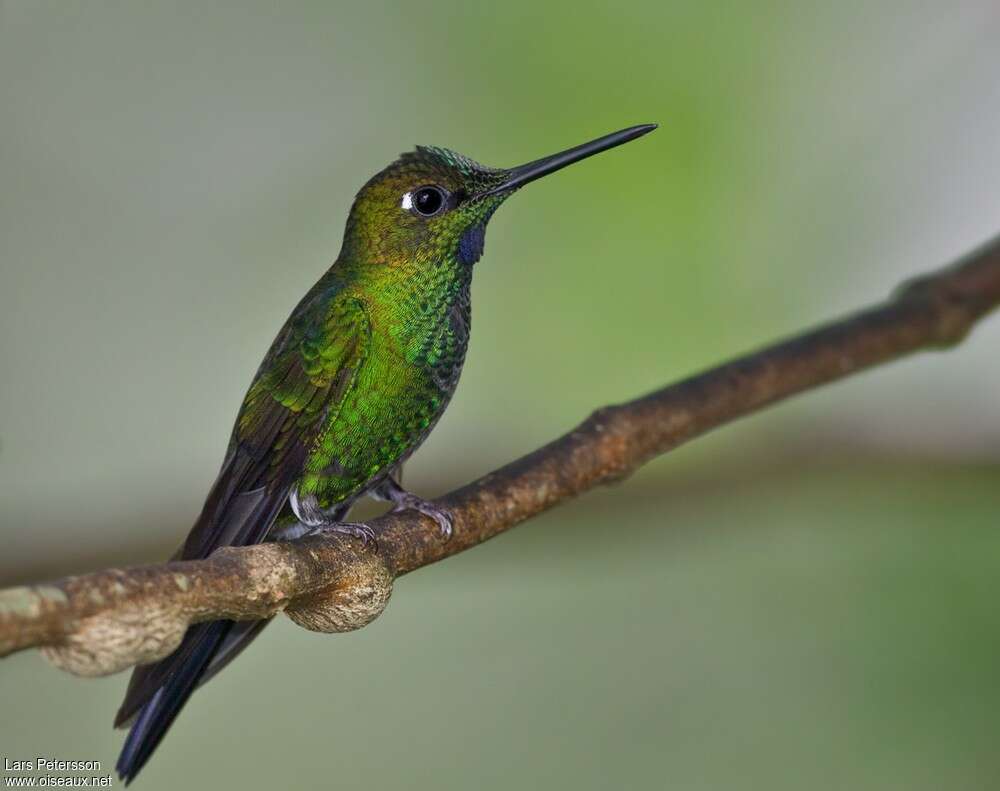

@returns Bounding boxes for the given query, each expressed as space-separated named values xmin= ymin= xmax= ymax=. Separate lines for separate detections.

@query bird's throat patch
xmin=458 ymin=224 xmax=486 ymax=266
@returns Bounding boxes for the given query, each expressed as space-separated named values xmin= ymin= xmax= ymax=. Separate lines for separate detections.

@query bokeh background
xmin=2 ymin=2 xmax=1000 ymax=788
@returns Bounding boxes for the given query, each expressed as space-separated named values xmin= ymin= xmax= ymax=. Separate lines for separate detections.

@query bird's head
xmin=340 ymin=124 xmax=657 ymax=272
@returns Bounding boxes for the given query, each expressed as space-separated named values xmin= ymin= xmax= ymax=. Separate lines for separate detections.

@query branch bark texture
xmin=3 ymin=236 xmax=999 ymax=677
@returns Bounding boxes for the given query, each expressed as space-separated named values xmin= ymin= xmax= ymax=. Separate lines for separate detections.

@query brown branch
xmin=3 ymin=236 xmax=1000 ymax=677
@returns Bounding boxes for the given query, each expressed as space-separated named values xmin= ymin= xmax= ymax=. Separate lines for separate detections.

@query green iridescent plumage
xmin=115 ymin=124 xmax=656 ymax=784
xmin=230 ymin=147 xmax=509 ymax=515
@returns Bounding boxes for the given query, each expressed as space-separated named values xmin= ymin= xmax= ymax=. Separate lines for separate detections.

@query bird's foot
xmin=272 ymin=520 xmax=377 ymax=546
xmin=392 ymin=494 xmax=453 ymax=539
xmin=372 ymin=477 xmax=452 ymax=539
xmin=309 ymin=521 xmax=378 ymax=546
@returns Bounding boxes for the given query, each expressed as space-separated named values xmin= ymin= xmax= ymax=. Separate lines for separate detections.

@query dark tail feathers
xmin=115 ymin=621 xmax=232 ymax=784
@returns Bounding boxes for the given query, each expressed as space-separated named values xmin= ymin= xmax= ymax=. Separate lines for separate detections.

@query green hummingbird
xmin=114 ymin=123 xmax=656 ymax=782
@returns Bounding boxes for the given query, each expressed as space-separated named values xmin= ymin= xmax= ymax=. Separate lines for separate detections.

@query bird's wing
xmin=181 ymin=292 xmax=373 ymax=559
xmin=114 ymin=291 xmax=370 ymax=742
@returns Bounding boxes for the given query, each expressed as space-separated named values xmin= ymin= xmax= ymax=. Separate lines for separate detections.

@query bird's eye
xmin=410 ymin=185 xmax=446 ymax=217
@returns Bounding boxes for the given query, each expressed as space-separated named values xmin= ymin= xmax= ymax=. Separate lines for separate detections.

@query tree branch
xmin=3 ymin=236 xmax=1000 ymax=677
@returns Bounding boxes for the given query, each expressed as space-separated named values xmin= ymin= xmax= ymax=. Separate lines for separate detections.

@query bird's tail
xmin=114 ymin=472 xmax=293 ymax=783
xmin=115 ymin=620 xmax=232 ymax=784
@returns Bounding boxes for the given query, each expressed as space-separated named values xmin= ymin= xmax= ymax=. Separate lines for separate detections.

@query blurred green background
xmin=2 ymin=1 xmax=999 ymax=788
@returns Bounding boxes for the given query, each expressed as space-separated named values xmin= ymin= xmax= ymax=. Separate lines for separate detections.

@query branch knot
xmin=285 ymin=551 xmax=393 ymax=633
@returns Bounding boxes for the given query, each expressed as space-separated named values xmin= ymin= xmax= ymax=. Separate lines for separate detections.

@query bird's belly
xmin=296 ymin=338 xmax=465 ymax=508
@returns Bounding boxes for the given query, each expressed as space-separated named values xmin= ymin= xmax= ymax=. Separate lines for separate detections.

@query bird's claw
xmin=392 ymin=496 xmax=453 ymax=539
xmin=310 ymin=521 xmax=378 ymax=547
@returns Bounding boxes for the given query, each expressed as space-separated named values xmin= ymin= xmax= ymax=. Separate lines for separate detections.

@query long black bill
xmin=480 ymin=123 xmax=657 ymax=198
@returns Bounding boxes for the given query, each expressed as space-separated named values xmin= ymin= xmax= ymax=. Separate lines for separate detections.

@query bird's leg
xmin=272 ymin=495 xmax=377 ymax=545
xmin=370 ymin=476 xmax=453 ymax=539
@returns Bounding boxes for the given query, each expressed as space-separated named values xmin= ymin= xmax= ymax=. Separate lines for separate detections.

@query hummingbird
xmin=114 ymin=123 xmax=657 ymax=782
